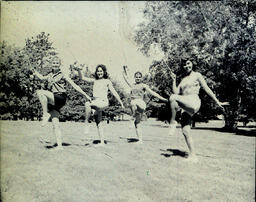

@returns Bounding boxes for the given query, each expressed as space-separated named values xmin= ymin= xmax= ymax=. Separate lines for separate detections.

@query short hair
xmin=95 ymin=64 xmax=108 ymax=79
xmin=134 ymin=71 xmax=143 ymax=78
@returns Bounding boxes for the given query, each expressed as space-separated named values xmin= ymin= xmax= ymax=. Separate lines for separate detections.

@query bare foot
xmin=41 ymin=113 xmax=51 ymax=127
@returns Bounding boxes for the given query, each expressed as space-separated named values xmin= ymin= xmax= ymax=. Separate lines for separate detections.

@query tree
xmin=134 ymin=0 xmax=256 ymax=130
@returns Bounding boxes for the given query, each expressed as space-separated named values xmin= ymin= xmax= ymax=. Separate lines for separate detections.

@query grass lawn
xmin=1 ymin=120 xmax=255 ymax=202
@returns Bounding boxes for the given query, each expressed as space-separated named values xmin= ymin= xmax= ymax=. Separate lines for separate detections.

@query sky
xmin=1 ymin=1 xmax=164 ymax=85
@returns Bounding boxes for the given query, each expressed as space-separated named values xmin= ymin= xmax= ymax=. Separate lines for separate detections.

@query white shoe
xmin=41 ymin=113 xmax=51 ymax=126
xmin=168 ymin=121 xmax=177 ymax=135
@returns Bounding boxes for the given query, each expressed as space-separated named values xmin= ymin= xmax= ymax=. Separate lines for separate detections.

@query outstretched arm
xmin=197 ymin=73 xmax=228 ymax=110
xmin=76 ymin=67 xmax=95 ymax=83
xmin=144 ymin=85 xmax=168 ymax=102
xmin=32 ymin=69 xmax=47 ymax=80
xmin=122 ymin=66 xmax=132 ymax=88
xmin=63 ymin=74 xmax=91 ymax=101
xmin=108 ymin=80 xmax=124 ymax=108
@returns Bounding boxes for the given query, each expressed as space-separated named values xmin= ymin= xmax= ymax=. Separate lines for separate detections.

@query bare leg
xmin=170 ymin=94 xmax=200 ymax=116
xmin=94 ymin=109 xmax=105 ymax=146
xmin=170 ymin=100 xmax=179 ymax=123
xmin=129 ymin=104 xmax=137 ymax=128
xmin=182 ymin=125 xmax=198 ymax=162
xmin=50 ymin=110 xmax=63 ymax=151
xmin=135 ymin=112 xmax=143 ymax=143
xmin=36 ymin=90 xmax=54 ymax=126
xmin=84 ymin=101 xmax=92 ymax=134
xmin=96 ymin=122 xmax=105 ymax=146
xmin=169 ymin=99 xmax=179 ymax=135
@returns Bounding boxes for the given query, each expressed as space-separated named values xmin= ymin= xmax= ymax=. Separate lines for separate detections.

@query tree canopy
xmin=134 ymin=0 xmax=256 ymax=129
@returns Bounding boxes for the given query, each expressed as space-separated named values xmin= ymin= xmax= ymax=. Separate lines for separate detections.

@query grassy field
xmin=1 ymin=120 xmax=255 ymax=202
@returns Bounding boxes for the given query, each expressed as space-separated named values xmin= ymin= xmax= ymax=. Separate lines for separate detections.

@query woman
xmin=123 ymin=66 xmax=168 ymax=143
xmin=77 ymin=64 xmax=124 ymax=146
xmin=32 ymin=56 xmax=91 ymax=150
xmin=169 ymin=59 xmax=228 ymax=161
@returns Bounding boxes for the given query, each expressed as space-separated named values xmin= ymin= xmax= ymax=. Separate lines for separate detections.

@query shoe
xmin=168 ymin=121 xmax=177 ymax=135
xmin=41 ymin=113 xmax=51 ymax=127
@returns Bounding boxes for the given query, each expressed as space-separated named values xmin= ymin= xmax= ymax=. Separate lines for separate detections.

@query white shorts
xmin=90 ymin=98 xmax=109 ymax=109
xmin=131 ymin=99 xmax=146 ymax=111
xmin=178 ymin=94 xmax=201 ymax=116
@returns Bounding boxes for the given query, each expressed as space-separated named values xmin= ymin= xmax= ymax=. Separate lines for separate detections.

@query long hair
xmin=95 ymin=64 xmax=108 ymax=79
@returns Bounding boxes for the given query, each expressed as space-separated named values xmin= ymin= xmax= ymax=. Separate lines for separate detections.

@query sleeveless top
xmin=93 ymin=79 xmax=109 ymax=100
xmin=130 ymin=83 xmax=146 ymax=99
xmin=47 ymin=72 xmax=66 ymax=93
xmin=179 ymin=72 xmax=200 ymax=95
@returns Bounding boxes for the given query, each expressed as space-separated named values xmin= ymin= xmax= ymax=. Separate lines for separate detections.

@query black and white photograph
xmin=1 ymin=1 xmax=255 ymax=201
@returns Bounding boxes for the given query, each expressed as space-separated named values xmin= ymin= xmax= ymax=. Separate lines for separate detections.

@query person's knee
xmin=169 ymin=94 xmax=178 ymax=102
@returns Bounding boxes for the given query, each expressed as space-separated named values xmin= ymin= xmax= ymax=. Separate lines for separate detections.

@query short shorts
xmin=90 ymin=98 xmax=109 ymax=110
xmin=131 ymin=99 xmax=146 ymax=112
xmin=48 ymin=92 xmax=67 ymax=113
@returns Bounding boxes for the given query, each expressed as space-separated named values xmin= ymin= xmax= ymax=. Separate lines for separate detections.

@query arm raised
xmin=122 ymin=66 xmax=132 ymax=88
xmin=170 ymin=72 xmax=180 ymax=94
xmin=76 ymin=67 xmax=95 ymax=83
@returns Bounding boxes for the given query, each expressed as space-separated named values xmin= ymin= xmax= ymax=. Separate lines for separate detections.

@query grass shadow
xmin=160 ymin=148 xmax=188 ymax=158
xmin=92 ymin=140 xmax=108 ymax=145
xmin=192 ymin=127 xmax=256 ymax=137
xmin=45 ymin=142 xmax=71 ymax=149
xmin=127 ymin=138 xmax=139 ymax=143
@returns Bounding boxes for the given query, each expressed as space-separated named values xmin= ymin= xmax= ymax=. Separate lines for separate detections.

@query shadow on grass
xmin=160 ymin=148 xmax=188 ymax=158
xmin=92 ymin=140 xmax=108 ymax=145
xmin=127 ymin=138 xmax=139 ymax=143
xmin=192 ymin=127 xmax=256 ymax=137
xmin=45 ymin=142 xmax=71 ymax=149
xmin=119 ymin=137 xmax=139 ymax=143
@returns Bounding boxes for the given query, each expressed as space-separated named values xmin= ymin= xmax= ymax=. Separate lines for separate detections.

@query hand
xmin=217 ymin=101 xmax=229 ymax=112
xmin=163 ymin=98 xmax=168 ymax=103
xmin=170 ymin=72 xmax=176 ymax=80
xmin=85 ymin=95 xmax=92 ymax=102
xmin=123 ymin=66 xmax=128 ymax=75
xmin=73 ymin=62 xmax=82 ymax=71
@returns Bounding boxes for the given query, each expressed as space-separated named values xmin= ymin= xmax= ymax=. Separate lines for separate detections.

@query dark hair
xmin=95 ymin=64 xmax=108 ymax=79
xmin=134 ymin=71 xmax=143 ymax=78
